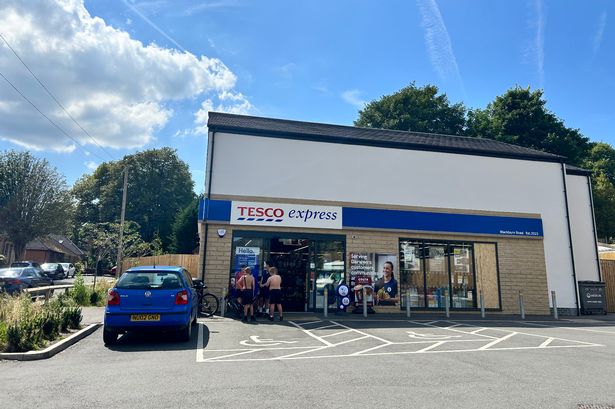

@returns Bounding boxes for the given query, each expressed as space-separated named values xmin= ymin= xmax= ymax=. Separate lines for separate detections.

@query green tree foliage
xmin=72 ymin=148 xmax=194 ymax=250
xmin=75 ymin=221 xmax=157 ymax=270
xmin=466 ymin=86 xmax=590 ymax=165
xmin=0 ymin=151 xmax=70 ymax=258
xmin=170 ymin=197 xmax=200 ymax=254
xmin=582 ymin=143 xmax=615 ymax=241
xmin=354 ymin=83 xmax=467 ymax=135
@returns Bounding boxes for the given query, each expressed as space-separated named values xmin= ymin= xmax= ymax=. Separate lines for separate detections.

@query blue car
xmin=0 ymin=267 xmax=53 ymax=295
xmin=103 ymin=266 xmax=198 ymax=345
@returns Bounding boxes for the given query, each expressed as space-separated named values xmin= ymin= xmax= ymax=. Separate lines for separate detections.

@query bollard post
xmin=551 ymin=291 xmax=558 ymax=320
xmin=444 ymin=288 xmax=450 ymax=318
xmin=519 ymin=291 xmax=525 ymax=320
xmin=324 ymin=287 xmax=328 ymax=318
xmin=362 ymin=287 xmax=367 ymax=318
xmin=221 ymin=287 xmax=226 ymax=318
xmin=406 ymin=292 xmax=411 ymax=318
xmin=480 ymin=290 xmax=485 ymax=319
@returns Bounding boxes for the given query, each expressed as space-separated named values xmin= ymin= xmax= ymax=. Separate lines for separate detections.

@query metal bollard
xmin=221 ymin=287 xmax=226 ymax=318
xmin=406 ymin=292 xmax=411 ymax=318
xmin=444 ymin=289 xmax=450 ymax=318
xmin=480 ymin=290 xmax=485 ymax=319
xmin=324 ymin=287 xmax=328 ymax=318
xmin=551 ymin=291 xmax=558 ymax=320
xmin=519 ymin=291 xmax=525 ymax=320
xmin=362 ymin=287 xmax=367 ymax=318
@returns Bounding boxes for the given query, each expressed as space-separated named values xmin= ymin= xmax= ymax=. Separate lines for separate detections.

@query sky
xmin=0 ymin=0 xmax=613 ymax=193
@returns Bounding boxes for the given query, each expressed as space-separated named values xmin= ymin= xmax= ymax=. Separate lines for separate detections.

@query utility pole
xmin=116 ymin=167 xmax=128 ymax=278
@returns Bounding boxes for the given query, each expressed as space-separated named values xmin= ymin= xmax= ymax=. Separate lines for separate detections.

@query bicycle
xmin=193 ymin=280 xmax=219 ymax=317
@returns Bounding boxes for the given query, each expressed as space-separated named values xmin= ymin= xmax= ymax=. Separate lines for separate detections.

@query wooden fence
xmin=599 ymin=259 xmax=615 ymax=313
xmin=122 ymin=254 xmax=200 ymax=278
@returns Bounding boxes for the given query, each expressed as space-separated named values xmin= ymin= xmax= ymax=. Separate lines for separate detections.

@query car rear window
xmin=11 ymin=262 xmax=28 ymax=267
xmin=0 ymin=268 xmax=21 ymax=277
xmin=115 ymin=271 xmax=183 ymax=290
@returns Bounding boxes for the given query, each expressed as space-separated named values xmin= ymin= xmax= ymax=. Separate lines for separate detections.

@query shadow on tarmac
xmin=104 ymin=323 xmax=210 ymax=352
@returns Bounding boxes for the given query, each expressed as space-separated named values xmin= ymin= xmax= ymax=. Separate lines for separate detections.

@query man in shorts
xmin=263 ymin=266 xmax=283 ymax=321
xmin=238 ymin=267 xmax=256 ymax=322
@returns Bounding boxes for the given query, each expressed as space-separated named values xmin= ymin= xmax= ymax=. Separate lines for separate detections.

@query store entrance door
xmin=267 ymin=239 xmax=309 ymax=312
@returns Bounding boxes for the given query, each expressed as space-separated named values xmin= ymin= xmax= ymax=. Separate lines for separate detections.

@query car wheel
xmin=103 ymin=328 xmax=118 ymax=345
xmin=180 ymin=322 xmax=192 ymax=342
xmin=191 ymin=309 xmax=197 ymax=326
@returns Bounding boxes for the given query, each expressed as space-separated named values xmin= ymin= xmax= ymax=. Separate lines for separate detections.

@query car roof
xmin=125 ymin=265 xmax=184 ymax=273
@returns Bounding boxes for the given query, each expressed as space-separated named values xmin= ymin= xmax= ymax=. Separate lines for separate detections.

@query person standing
xmin=374 ymin=261 xmax=399 ymax=306
xmin=257 ymin=260 xmax=272 ymax=316
xmin=263 ymin=266 xmax=283 ymax=321
xmin=238 ymin=267 xmax=256 ymax=322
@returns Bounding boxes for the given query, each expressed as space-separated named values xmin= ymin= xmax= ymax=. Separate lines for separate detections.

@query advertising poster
xmin=349 ymin=253 xmax=399 ymax=307
xmin=234 ymin=247 xmax=260 ymax=295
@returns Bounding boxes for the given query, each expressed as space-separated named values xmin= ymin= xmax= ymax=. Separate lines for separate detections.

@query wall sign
xmin=230 ymin=201 xmax=342 ymax=230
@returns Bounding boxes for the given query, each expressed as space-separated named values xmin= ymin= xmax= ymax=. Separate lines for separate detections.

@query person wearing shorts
xmin=238 ymin=267 xmax=256 ymax=322
xmin=263 ymin=267 xmax=283 ymax=321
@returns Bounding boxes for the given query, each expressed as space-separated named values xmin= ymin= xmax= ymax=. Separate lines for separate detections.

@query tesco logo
xmin=237 ymin=206 xmax=284 ymax=218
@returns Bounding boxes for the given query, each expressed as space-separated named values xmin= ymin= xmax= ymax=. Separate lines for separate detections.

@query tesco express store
xmin=197 ymin=112 xmax=601 ymax=316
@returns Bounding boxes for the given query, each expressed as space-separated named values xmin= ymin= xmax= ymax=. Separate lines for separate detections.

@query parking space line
xmin=478 ymin=332 xmax=518 ymax=350
xmin=320 ymin=329 xmax=354 ymax=338
xmin=312 ymin=324 xmax=343 ymax=330
xmin=523 ymin=321 xmax=615 ymax=335
xmin=329 ymin=321 xmax=394 ymax=344
xmin=300 ymin=320 xmax=323 ymax=326
xmin=417 ymin=341 xmax=446 ymax=353
xmin=204 ymin=346 xmax=316 ymax=352
xmin=351 ymin=343 xmax=391 ymax=356
xmin=539 ymin=337 xmax=554 ymax=348
xmin=205 ymin=349 xmax=262 ymax=361
xmin=196 ymin=323 xmax=204 ymax=362
xmin=288 ymin=321 xmax=335 ymax=346
xmin=477 ymin=325 xmax=604 ymax=346
xmin=330 ymin=335 xmax=369 ymax=346
xmin=409 ymin=320 xmax=499 ymax=339
xmin=276 ymin=346 xmax=329 ymax=359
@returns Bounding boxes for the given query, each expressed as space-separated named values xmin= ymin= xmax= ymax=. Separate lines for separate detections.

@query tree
xmin=170 ymin=197 xmax=200 ymax=253
xmin=354 ymin=83 xmax=467 ymax=135
xmin=466 ymin=86 xmax=590 ymax=165
xmin=75 ymin=221 xmax=157 ymax=271
xmin=0 ymin=151 xmax=70 ymax=259
xmin=72 ymin=148 xmax=194 ymax=251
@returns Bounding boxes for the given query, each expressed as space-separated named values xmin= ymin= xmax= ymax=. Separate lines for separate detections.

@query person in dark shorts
xmin=238 ymin=267 xmax=256 ymax=322
xmin=257 ymin=260 xmax=271 ymax=316
xmin=263 ymin=266 xmax=283 ymax=321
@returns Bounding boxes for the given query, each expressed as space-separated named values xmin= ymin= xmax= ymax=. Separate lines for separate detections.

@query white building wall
xmin=209 ymin=132 xmax=580 ymax=308
xmin=566 ymin=174 xmax=600 ymax=282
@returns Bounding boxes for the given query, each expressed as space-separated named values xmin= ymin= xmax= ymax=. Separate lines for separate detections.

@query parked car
xmin=10 ymin=261 xmax=42 ymax=269
xmin=40 ymin=263 xmax=66 ymax=280
xmin=0 ymin=267 xmax=53 ymax=295
xmin=103 ymin=266 xmax=198 ymax=345
xmin=60 ymin=263 xmax=76 ymax=278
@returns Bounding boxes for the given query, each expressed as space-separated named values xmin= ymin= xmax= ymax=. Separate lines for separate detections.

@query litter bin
xmin=578 ymin=281 xmax=606 ymax=315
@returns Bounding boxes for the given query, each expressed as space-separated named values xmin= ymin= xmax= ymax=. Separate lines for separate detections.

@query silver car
xmin=60 ymin=263 xmax=76 ymax=278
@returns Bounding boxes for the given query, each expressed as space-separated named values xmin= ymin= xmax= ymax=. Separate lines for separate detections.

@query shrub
xmin=67 ymin=307 xmax=82 ymax=329
xmin=0 ymin=321 xmax=7 ymax=351
xmin=71 ymin=271 xmax=89 ymax=306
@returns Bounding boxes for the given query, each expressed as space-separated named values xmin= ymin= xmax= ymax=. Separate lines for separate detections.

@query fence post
xmin=221 ymin=287 xmax=226 ymax=318
xmin=406 ymin=292 xmax=411 ymax=318
xmin=324 ymin=287 xmax=328 ymax=319
xmin=362 ymin=287 xmax=367 ymax=318
xmin=480 ymin=290 xmax=485 ymax=319
xmin=551 ymin=291 xmax=558 ymax=320
xmin=519 ymin=290 xmax=525 ymax=320
xmin=444 ymin=288 xmax=450 ymax=318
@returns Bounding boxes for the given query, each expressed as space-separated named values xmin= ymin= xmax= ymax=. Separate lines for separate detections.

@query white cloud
xmin=592 ymin=11 xmax=607 ymax=57
xmin=193 ymin=93 xmax=253 ymax=135
xmin=0 ymin=0 xmax=251 ymax=151
xmin=417 ymin=0 xmax=464 ymax=91
xmin=84 ymin=160 xmax=97 ymax=170
xmin=341 ymin=89 xmax=367 ymax=109
xmin=524 ymin=0 xmax=545 ymax=87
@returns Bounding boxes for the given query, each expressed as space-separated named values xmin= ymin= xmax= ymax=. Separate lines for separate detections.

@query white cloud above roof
xmin=0 ymin=0 xmax=251 ymax=151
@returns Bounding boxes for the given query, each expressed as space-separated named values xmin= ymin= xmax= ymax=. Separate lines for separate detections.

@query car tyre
xmin=103 ymin=328 xmax=118 ymax=345
xmin=191 ymin=309 xmax=197 ymax=326
xmin=180 ymin=322 xmax=192 ymax=342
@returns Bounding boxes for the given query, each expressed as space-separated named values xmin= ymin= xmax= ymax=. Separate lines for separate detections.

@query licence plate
xmin=130 ymin=314 xmax=160 ymax=321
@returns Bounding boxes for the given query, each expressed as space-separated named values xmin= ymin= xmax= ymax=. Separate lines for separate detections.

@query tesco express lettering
xmin=237 ymin=206 xmax=338 ymax=222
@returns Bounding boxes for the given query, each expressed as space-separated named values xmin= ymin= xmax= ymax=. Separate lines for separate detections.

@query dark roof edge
xmin=209 ymin=124 xmax=566 ymax=164
xmin=565 ymin=166 xmax=592 ymax=176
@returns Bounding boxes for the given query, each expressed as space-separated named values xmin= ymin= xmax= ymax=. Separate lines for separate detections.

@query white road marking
xmin=288 ymin=320 xmax=334 ymax=346
xmin=320 ymin=329 xmax=354 ymax=338
xmin=478 ymin=331 xmax=518 ymax=350
xmin=196 ymin=323 xmax=204 ymax=362
xmin=410 ymin=320 xmax=499 ymax=339
xmin=329 ymin=320 xmax=393 ymax=344
xmin=239 ymin=335 xmax=298 ymax=347
xmin=523 ymin=321 xmax=615 ymax=335
xmin=539 ymin=338 xmax=554 ymax=348
xmin=406 ymin=330 xmax=461 ymax=340
xmin=417 ymin=341 xmax=446 ymax=353
xmin=330 ymin=335 xmax=369 ymax=346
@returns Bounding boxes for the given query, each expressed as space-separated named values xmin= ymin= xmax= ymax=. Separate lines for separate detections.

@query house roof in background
xmin=26 ymin=235 xmax=83 ymax=257
xmin=208 ymin=112 xmax=568 ymax=163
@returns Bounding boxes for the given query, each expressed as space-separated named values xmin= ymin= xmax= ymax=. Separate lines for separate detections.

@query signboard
xmin=349 ymin=253 xmax=399 ymax=307
xmin=230 ymin=201 xmax=342 ymax=230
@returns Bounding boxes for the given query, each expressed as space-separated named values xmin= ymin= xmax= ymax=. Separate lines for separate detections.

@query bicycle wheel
xmin=200 ymin=293 xmax=219 ymax=317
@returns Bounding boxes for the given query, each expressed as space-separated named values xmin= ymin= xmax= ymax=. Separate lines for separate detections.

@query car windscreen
xmin=115 ymin=271 xmax=183 ymax=290
xmin=0 ymin=268 xmax=22 ymax=277
xmin=41 ymin=263 xmax=58 ymax=269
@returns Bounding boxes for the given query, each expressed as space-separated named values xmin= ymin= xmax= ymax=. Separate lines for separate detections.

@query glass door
xmin=424 ymin=243 xmax=449 ymax=308
xmin=450 ymin=244 xmax=475 ymax=308
xmin=311 ymin=240 xmax=345 ymax=312
xmin=399 ymin=241 xmax=424 ymax=308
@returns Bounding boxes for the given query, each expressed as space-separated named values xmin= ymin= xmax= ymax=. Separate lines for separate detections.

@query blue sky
xmin=0 ymin=0 xmax=613 ymax=193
